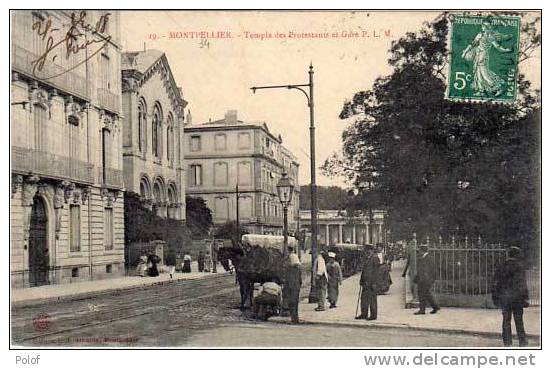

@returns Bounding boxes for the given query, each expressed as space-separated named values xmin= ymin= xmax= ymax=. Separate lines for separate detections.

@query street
xmin=11 ymin=271 xmax=528 ymax=348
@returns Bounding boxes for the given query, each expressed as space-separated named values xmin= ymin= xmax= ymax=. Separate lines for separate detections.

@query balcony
xmin=97 ymin=167 xmax=124 ymax=189
xmin=11 ymin=45 xmax=89 ymax=100
xmin=97 ymin=88 xmax=120 ymax=114
xmin=12 ymin=146 xmax=94 ymax=184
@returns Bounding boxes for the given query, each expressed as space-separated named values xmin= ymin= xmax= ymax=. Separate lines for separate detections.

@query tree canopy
xmin=323 ymin=14 xmax=540 ymax=259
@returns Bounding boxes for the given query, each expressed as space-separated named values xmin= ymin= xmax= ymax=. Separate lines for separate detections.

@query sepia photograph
xmin=9 ymin=8 xmax=541 ymax=350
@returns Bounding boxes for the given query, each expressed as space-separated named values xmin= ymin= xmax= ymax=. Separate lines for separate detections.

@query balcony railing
xmin=11 ymin=45 xmax=89 ymax=99
xmin=97 ymin=88 xmax=120 ymax=114
xmin=97 ymin=167 xmax=124 ymax=189
xmin=12 ymin=146 xmax=94 ymax=184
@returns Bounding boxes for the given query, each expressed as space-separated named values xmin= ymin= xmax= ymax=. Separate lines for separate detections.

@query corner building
xmin=11 ymin=10 xmax=124 ymax=287
xmin=184 ymin=111 xmax=300 ymax=234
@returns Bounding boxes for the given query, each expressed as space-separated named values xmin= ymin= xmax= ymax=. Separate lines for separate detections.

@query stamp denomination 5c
xmin=446 ymin=14 xmax=521 ymax=103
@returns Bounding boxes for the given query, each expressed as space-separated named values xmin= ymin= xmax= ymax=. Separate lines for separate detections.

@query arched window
xmin=153 ymin=181 xmax=162 ymax=203
xmin=166 ymin=113 xmax=174 ymax=163
xmin=139 ymin=176 xmax=151 ymax=199
xmin=138 ymin=100 xmax=147 ymax=153
xmin=33 ymin=104 xmax=48 ymax=151
xmin=152 ymin=104 xmax=162 ymax=158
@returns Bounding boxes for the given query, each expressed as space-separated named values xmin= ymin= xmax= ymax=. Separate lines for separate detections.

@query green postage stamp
xmin=446 ymin=14 xmax=521 ymax=103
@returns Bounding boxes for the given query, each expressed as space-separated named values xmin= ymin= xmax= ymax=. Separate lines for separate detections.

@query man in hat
xmin=492 ymin=246 xmax=529 ymax=347
xmin=326 ymin=251 xmax=343 ymax=308
xmin=413 ymin=244 xmax=439 ymax=315
xmin=313 ymin=251 xmax=328 ymax=311
xmin=357 ymin=244 xmax=380 ymax=320
xmin=284 ymin=246 xmax=302 ymax=323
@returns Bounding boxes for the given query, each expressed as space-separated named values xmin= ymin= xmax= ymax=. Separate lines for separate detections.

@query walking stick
xmin=355 ymin=285 xmax=362 ymax=318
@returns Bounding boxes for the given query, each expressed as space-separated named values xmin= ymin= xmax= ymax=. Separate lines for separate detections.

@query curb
xmin=281 ymin=318 xmax=541 ymax=341
xmin=11 ymin=272 xmax=231 ymax=308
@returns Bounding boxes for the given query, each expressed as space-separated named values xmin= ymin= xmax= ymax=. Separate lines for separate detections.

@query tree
xmin=323 ymin=13 xmax=540 ymax=259
xmin=185 ymin=196 xmax=213 ymax=239
xmin=213 ymin=221 xmax=249 ymax=247
xmin=124 ymin=192 xmax=191 ymax=265
xmin=299 ymin=185 xmax=350 ymax=210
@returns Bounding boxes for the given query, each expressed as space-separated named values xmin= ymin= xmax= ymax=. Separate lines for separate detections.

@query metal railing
xmin=406 ymin=235 xmax=540 ymax=307
xmin=11 ymin=45 xmax=89 ymax=99
xmin=12 ymin=146 xmax=94 ymax=184
xmin=97 ymin=166 xmax=124 ymax=189
xmin=97 ymin=88 xmax=120 ymax=114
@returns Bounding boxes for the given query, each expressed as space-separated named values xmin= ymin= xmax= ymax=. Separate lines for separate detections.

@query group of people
xmin=136 ymin=253 xmax=161 ymax=277
xmin=313 ymin=251 xmax=344 ymax=311
xmin=253 ymin=246 xmax=302 ymax=324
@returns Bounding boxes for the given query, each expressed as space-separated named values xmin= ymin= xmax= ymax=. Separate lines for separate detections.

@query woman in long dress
xmin=136 ymin=254 xmax=148 ymax=277
xmin=461 ymin=20 xmax=512 ymax=97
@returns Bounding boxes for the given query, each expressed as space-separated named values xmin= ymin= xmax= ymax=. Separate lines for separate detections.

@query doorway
xmin=28 ymin=196 xmax=49 ymax=287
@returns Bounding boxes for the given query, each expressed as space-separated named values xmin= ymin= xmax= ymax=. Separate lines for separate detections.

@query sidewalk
xmin=11 ymin=262 xmax=230 ymax=307
xmin=275 ymin=262 xmax=541 ymax=340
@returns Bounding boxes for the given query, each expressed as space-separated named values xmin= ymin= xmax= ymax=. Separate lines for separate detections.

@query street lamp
xmin=276 ymin=172 xmax=295 ymax=255
xmin=251 ymin=64 xmax=319 ymax=303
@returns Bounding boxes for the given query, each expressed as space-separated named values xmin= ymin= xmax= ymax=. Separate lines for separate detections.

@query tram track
xmin=12 ymin=273 xmax=238 ymax=343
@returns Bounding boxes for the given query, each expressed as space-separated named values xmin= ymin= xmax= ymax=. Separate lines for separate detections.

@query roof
xmin=122 ymin=50 xmax=164 ymax=73
xmin=121 ymin=49 xmax=187 ymax=109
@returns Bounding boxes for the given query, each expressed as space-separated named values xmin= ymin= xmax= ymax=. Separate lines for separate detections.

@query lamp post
xmin=276 ymin=172 xmax=294 ymax=256
xmin=251 ymin=64 xmax=318 ymax=302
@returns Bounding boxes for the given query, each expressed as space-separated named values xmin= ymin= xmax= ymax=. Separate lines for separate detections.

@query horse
xmin=217 ymin=245 xmax=286 ymax=310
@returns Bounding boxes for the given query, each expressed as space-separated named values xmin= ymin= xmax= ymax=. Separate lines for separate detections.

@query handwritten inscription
xmin=30 ymin=11 xmax=112 ymax=80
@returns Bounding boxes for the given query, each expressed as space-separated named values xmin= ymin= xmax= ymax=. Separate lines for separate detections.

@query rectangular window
xmin=238 ymin=162 xmax=252 ymax=186
xmin=214 ymin=162 xmax=228 ymax=186
xmin=69 ymin=205 xmax=81 ymax=252
xmin=238 ymin=132 xmax=251 ymax=149
xmin=190 ymin=135 xmax=201 ymax=152
xmin=104 ymin=207 xmax=114 ymax=250
xmin=100 ymin=53 xmax=111 ymax=90
xmin=215 ymin=133 xmax=227 ymax=151
xmin=215 ymin=197 xmax=229 ymax=220
xmin=189 ymin=164 xmax=203 ymax=186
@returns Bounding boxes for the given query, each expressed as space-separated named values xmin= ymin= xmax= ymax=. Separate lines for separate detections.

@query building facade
xmin=121 ymin=50 xmax=187 ymax=220
xmin=184 ymin=111 xmax=300 ymax=235
xmin=299 ymin=209 xmax=386 ymax=246
xmin=11 ymin=10 xmax=125 ymax=288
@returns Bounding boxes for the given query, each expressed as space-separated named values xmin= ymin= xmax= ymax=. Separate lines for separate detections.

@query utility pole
xmin=251 ymin=64 xmax=318 ymax=302
xmin=236 ymin=184 xmax=240 ymax=247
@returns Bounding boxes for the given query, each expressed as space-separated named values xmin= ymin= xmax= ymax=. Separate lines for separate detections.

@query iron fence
xmin=406 ymin=234 xmax=540 ymax=308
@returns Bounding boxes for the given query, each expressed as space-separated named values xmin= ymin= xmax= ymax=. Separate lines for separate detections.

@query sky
xmin=120 ymin=10 xmax=541 ymax=188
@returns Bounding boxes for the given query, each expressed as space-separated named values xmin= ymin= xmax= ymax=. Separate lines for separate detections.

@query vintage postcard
xmin=9 ymin=9 xmax=541 ymax=351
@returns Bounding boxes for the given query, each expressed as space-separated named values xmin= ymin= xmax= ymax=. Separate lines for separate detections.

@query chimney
xmin=224 ymin=110 xmax=238 ymax=125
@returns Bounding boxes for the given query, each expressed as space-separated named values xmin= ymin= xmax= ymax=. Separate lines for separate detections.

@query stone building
xmin=299 ymin=209 xmax=386 ymax=246
xmin=184 ymin=111 xmax=300 ymax=235
xmin=121 ymin=50 xmax=187 ymax=220
xmin=11 ymin=10 xmax=125 ymax=287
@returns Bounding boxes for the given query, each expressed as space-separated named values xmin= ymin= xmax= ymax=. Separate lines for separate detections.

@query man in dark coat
xmin=198 ymin=251 xmax=206 ymax=272
xmin=492 ymin=246 xmax=529 ymax=347
xmin=356 ymin=244 xmax=380 ymax=320
xmin=413 ymin=244 xmax=439 ymax=315
xmin=284 ymin=246 xmax=302 ymax=324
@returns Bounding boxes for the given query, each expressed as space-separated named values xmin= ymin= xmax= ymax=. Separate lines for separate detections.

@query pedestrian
xmin=136 ymin=253 xmax=148 ymax=277
xmin=197 ymin=250 xmax=205 ymax=272
xmin=492 ymin=246 xmax=529 ymax=347
xmin=284 ymin=246 xmax=302 ymax=323
xmin=326 ymin=252 xmax=343 ymax=308
xmin=313 ymin=251 xmax=328 ymax=311
xmin=212 ymin=241 xmax=219 ymax=273
xmin=253 ymin=280 xmax=282 ymax=321
xmin=182 ymin=251 xmax=192 ymax=273
xmin=147 ymin=253 xmax=160 ymax=277
xmin=413 ymin=244 xmax=439 ymax=315
xmin=356 ymin=244 xmax=380 ymax=320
